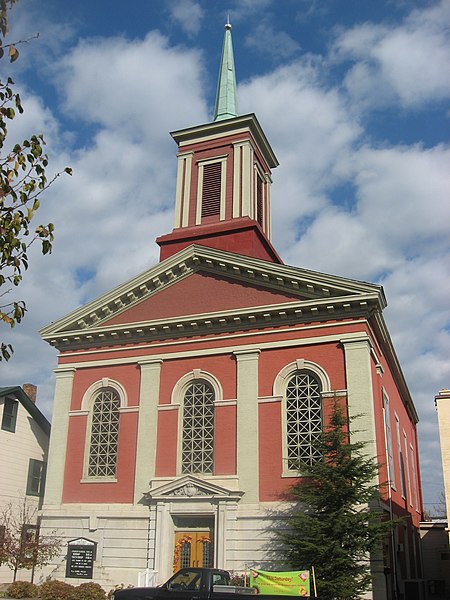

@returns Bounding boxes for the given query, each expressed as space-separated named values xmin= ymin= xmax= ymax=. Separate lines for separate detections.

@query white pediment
xmin=145 ymin=475 xmax=244 ymax=501
xmin=40 ymin=244 xmax=385 ymax=349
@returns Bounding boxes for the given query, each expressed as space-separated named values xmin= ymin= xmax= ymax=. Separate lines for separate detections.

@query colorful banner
xmin=249 ymin=569 xmax=310 ymax=597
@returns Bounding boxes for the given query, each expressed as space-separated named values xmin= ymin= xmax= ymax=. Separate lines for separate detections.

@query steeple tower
xmin=214 ymin=20 xmax=238 ymax=121
xmin=156 ymin=22 xmax=281 ymax=264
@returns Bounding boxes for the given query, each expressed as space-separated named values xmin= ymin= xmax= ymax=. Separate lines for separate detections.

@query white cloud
xmin=284 ymin=208 xmax=398 ymax=280
xmin=230 ymin=0 xmax=273 ymax=21
xmin=168 ymin=0 xmax=204 ymax=37
xmin=55 ymin=31 xmax=207 ymax=136
xmin=353 ymin=144 xmax=450 ymax=252
xmin=238 ymin=60 xmax=362 ymax=248
xmin=245 ymin=23 xmax=301 ymax=60
xmin=333 ymin=0 xmax=450 ymax=109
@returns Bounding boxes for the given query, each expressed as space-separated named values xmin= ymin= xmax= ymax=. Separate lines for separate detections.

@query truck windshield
xmin=167 ymin=571 xmax=201 ymax=591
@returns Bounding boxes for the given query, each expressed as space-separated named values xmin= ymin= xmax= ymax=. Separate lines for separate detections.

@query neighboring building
xmin=0 ymin=384 xmax=50 ymax=583
xmin=39 ymin=24 xmax=423 ymax=599
xmin=436 ymin=389 xmax=450 ymax=531
xmin=420 ymin=520 xmax=450 ymax=599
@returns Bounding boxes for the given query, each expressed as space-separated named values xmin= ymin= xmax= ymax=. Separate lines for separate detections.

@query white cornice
xmin=40 ymin=245 xmax=385 ymax=349
xmin=41 ymin=293 xmax=381 ymax=350
xmin=170 ymin=113 xmax=279 ymax=169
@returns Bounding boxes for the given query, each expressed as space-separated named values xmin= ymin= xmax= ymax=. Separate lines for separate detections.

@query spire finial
xmin=213 ymin=20 xmax=238 ymax=122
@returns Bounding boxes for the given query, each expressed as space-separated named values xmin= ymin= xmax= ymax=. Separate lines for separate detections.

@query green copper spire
xmin=213 ymin=20 xmax=238 ymax=122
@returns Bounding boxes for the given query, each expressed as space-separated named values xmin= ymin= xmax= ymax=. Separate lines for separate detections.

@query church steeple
xmin=213 ymin=20 xmax=238 ymax=122
xmin=156 ymin=23 xmax=281 ymax=264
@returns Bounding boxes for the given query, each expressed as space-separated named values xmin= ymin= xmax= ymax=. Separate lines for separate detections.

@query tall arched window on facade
xmin=181 ymin=380 xmax=215 ymax=474
xmin=285 ymin=370 xmax=323 ymax=470
xmin=87 ymin=386 xmax=120 ymax=478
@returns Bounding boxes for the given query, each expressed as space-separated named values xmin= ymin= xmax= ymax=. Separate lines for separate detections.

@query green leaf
xmin=42 ymin=239 xmax=52 ymax=255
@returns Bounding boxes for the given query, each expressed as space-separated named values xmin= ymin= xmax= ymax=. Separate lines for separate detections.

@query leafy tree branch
xmin=0 ymin=0 xmax=72 ymax=360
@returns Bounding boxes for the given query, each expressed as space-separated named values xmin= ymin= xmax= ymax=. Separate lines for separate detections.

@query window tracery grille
xmin=286 ymin=371 xmax=322 ymax=469
xmin=180 ymin=541 xmax=191 ymax=569
xmin=88 ymin=387 xmax=120 ymax=478
xmin=182 ymin=381 xmax=214 ymax=474
xmin=201 ymin=540 xmax=212 ymax=567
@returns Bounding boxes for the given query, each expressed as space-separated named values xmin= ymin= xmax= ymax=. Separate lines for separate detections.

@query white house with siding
xmin=0 ymin=385 xmax=50 ymax=583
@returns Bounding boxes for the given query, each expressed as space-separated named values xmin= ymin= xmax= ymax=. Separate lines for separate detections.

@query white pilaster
xmin=240 ymin=142 xmax=253 ymax=219
xmin=216 ymin=501 xmax=227 ymax=569
xmin=341 ymin=336 xmax=378 ymax=466
xmin=174 ymin=152 xmax=193 ymax=228
xmin=154 ymin=502 xmax=172 ymax=582
xmin=232 ymin=143 xmax=242 ymax=218
xmin=234 ymin=349 xmax=260 ymax=504
xmin=134 ymin=360 xmax=163 ymax=504
xmin=43 ymin=366 xmax=76 ymax=506
xmin=265 ymin=173 xmax=272 ymax=240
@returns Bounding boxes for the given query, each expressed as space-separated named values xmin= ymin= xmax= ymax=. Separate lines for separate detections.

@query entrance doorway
xmin=173 ymin=517 xmax=214 ymax=572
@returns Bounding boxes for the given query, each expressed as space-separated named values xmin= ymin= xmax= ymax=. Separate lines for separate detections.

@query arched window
xmin=181 ymin=380 xmax=215 ymax=474
xmin=285 ymin=371 xmax=323 ymax=470
xmin=87 ymin=386 xmax=120 ymax=478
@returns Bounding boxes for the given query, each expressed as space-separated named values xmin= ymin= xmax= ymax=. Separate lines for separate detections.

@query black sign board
xmin=66 ymin=539 xmax=96 ymax=579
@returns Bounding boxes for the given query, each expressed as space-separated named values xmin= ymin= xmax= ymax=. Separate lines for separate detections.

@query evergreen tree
xmin=278 ymin=398 xmax=396 ymax=600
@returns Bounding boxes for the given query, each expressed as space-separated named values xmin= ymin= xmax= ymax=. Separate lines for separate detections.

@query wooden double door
xmin=173 ymin=530 xmax=214 ymax=571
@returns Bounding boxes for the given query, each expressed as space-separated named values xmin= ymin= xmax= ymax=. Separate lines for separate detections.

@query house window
xmin=21 ymin=524 xmax=37 ymax=545
xmin=404 ymin=431 xmax=412 ymax=506
xmin=181 ymin=380 xmax=214 ymax=474
xmin=1 ymin=397 xmax=18 ymax=432
xmin=201 ymin=162 xmax=222 ymax=218
xmin=285 ymin=371 xmax=323 ymax=470
xmin=410 ymin=444 xmax=419 ymax=511
xmin=87 ymin=387 xmax=120 ymax=478
xmin=395 ymin=415 xmax=406 ymax=498
xmin=26 ymin=459 xmax=46 ymax=497
xmin=383 ymin=392 xmax=396 ymax=489
xmin=20 ymin=524 xmax=37 ymax=561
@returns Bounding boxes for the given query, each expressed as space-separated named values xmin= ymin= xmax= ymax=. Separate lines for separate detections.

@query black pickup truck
xmin=111 ymin=567 xmax=314 ymax=600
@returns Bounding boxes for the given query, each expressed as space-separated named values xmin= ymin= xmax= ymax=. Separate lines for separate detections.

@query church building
xmin=40 ymin=24 xmax=423 ymax=599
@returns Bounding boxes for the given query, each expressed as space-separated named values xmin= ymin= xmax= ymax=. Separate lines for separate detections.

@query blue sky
xmin=1 ymin=0 xmax=449 ymax=511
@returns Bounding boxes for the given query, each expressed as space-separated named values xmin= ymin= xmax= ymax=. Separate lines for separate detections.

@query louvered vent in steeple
xmin=256 ymin=174 xmax=263 ymax=227
xmin=201 ymin=162 xmax=222 ymax=218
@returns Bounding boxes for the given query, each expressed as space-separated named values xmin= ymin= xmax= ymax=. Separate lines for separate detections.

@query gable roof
xmin=0 ymin=386 xmax=50 ymax=435
xmin=40 ymin=243 xmax=385 ymax=350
